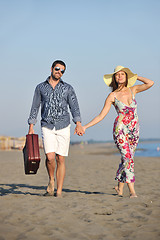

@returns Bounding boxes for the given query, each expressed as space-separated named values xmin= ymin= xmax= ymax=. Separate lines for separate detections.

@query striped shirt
xmin=28 ymin=77 xmax=81 ymax=130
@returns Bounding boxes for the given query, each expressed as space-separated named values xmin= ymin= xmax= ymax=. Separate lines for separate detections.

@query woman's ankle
xmin=115 ymin=186 xmax=123 ymax=196
xmin=130 ymin=192 xmax=137 ymax=198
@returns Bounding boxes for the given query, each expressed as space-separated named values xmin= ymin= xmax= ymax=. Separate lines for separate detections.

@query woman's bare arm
xmin=83 ymin=92 xmax=114 ymax=131
xmin=132 ymin=76 xmax=154 ymax=95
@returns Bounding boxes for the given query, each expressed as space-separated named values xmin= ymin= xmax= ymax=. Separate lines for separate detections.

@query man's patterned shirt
xmin=28 ymin=77 xmax=81 ymax=130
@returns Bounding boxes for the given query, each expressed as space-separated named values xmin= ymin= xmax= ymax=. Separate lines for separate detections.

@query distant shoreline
xmin=71 ymin=138 xmax=160 ymax=145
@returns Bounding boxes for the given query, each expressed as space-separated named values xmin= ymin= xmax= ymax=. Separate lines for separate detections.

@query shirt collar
xmin=46 ymin=76 xmax=64 ymax=84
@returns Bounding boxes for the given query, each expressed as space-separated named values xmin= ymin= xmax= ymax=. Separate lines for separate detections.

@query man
xmin=28 ymin=60 xmax=83 ymax=197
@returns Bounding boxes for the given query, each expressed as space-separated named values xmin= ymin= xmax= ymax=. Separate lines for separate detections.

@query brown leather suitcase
xmin=23 ymin=134 xmax=41 ymax=174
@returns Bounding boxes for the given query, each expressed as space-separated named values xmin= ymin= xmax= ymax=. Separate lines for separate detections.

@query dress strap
xmin=129 ymin=88 xmax=135 ymax=99
xmin=112 ymin=92 xmax=117 ymax=105
xmin=113 ymin=92 xmax=116 ymax=99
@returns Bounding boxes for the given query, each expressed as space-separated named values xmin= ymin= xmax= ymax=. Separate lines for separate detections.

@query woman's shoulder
xmin=109 ymin=91 xmax=116 ymax=98
xmin=107 ymin=92 xmax=116 ymax=103
xmin=108 ymin=91 xmax=115 ymax=97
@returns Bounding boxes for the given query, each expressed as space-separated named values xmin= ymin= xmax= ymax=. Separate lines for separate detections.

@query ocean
xmin=135 ymin=141 xmax=160 ymax=157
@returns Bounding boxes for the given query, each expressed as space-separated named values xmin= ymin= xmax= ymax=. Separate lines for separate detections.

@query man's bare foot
xmin=43 ymin=191 xmax=54 ymax=196
xmin=130 ymin=193 xmax=137 ymax=198
xmin=47 ymin=180 xmax=54 ymax=194
xmin=115 ymin=186 xmax=123 ymax=196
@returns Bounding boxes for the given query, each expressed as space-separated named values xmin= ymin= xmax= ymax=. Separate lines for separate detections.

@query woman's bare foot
xmin=55 ymin=192 xmax=62 ymax=198
xmin=115 ymin=186 xmax=123 ymax=196
xmin=47 ymin=179 xmax=54 ymax=194
xmin=130 ymin=193 xmax=137 ymax=198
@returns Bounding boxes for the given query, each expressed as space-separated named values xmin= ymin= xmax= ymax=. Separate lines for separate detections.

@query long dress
xmin=113 ymin=89 xmax=139 ymax=183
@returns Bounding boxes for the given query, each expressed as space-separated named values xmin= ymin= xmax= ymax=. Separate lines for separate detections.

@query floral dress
xmin=113 ymin=89 xmax=139 ymax=183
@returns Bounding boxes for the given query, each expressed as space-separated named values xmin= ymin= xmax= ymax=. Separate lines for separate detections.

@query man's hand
xmin=74 ymin=122 xmax=85 ymax=136
xmin=28 ymin=124 xmax=34 ymax=134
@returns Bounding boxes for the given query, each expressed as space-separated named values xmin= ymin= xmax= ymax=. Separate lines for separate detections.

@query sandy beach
xmin=0 ymin=143 xmax=160 ymax=240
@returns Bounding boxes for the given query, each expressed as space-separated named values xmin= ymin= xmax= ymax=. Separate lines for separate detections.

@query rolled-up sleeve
xmin=67 ymin=86 xmax=81 ymax=124
xmin=28 ymin=85 xmax=41 ymax=125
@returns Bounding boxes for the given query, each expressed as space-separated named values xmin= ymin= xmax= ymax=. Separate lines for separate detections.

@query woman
xmin=78 ymin=66 xmax=154 ymax=198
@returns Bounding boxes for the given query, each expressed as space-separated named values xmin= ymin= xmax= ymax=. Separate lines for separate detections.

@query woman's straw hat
xmin=103 ymin=65 xmax=137 ymax=87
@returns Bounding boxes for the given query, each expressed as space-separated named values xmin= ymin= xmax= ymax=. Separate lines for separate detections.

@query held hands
xmin=74 ymin=122 xmax=86 ymax=136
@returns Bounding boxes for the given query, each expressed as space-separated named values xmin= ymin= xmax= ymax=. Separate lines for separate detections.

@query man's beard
xmin=51 ymin=72 xmax=59 ymax=81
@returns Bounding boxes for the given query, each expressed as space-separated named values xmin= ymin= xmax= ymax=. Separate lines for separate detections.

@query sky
xmin=0 ymin=0 xmax=160 ymax=142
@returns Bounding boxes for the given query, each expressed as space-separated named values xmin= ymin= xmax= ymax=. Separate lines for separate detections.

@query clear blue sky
xmin=0 ymin=0 xmax=160 ymax=141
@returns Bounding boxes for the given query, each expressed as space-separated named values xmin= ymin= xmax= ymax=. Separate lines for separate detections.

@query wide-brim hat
xmin=103 ymin=65 xmax=137 ymax=88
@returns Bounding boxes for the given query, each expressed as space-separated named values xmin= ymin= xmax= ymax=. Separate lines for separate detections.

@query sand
xmin=0 ymin=143 xmax=160 ymax=240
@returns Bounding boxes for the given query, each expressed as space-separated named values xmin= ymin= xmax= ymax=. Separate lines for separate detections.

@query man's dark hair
xmin=52 ymin=60 xmax=66 ymax=71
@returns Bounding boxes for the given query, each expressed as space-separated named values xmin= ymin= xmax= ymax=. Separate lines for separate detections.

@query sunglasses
xmin=54 ymin=67 xmax=65 ymax=74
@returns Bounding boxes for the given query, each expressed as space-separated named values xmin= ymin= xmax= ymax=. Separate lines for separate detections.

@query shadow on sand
xmin=0 ymin=184 xmax=114 ymax=197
